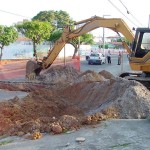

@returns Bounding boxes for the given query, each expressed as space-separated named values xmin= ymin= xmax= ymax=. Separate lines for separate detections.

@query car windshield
xmin=90 ymin=54 xmax=99 ymax=57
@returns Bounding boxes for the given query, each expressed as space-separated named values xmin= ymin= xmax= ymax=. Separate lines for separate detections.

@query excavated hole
xmin=0 ymin=65 xmax=150 ymax=137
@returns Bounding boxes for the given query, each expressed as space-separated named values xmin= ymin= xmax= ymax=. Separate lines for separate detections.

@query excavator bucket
xmin=26 ymin=60 xmax=42 ymax=80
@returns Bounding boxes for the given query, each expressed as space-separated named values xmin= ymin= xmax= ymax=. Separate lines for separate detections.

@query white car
xmin=88 ymin=53 xmax=106 ymax=65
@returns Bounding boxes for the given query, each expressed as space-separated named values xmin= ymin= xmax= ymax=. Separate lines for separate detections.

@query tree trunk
xmin=72 ymin=46 xmax=78 ymax=59
xmin=33 ymin=42 xmax=37 ymax=60
xmin=0 ymin=47 xmax=3 ymax=61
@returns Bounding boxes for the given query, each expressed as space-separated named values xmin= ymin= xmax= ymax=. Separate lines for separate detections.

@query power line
xmin=107 ymin=0 xmax=139 ymax=27
xmin=0 ymin=9 xmax=31 ymax=19
xmin=118 ymin=0 xmax=143 ymax=27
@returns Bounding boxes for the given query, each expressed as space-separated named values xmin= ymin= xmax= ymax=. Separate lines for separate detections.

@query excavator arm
xmin=26 ymin=16 xmax=135 ymax=79
xmin=42 ymin=16 xmax=134 ymax=69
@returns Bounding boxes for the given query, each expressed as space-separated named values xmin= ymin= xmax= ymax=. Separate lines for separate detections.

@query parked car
xmin=88 ymin=53 xmax=106 ymax=65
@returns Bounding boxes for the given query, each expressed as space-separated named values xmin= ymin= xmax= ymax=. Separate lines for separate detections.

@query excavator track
xmin=125 ymin=76 xmax=150 ymax=90
xmin=119 ymin=72 xmax=150 ymax=90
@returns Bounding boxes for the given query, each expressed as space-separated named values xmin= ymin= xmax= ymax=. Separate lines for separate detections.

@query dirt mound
xmin=0 ymin=65 xmax=150 ymax=137
xmin=39 ymin=65 xmax=80 ymax=84
xmin=99 ymin=70 xmax=115 ymax=79
xmin=61 ymin=77 xmax=150 ymax=118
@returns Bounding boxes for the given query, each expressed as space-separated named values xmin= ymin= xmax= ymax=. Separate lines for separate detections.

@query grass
xmin=110 ymin=143 xmax=132 ymax=149
xmin=147 ymin=116 xmax=150 ymax=120
xmin=0 ymin=140 xmax=13 ymax=146
xmin=0 ymin=135 xmax=8 ymax=140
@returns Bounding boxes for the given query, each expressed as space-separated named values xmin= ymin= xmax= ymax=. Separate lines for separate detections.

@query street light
xmin=148 ymin=14 xmax=150 ymax=28
xmin=102 ymin=15 xmax=111 ymax=55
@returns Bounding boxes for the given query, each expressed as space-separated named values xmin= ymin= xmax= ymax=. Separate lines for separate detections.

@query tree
xmin=70 ymin=33 xmax=94 ymax=58
xmin=32 ymin=10 xmax=94 ymax=58
xmin=117 ymin=37 xmax=130 ymax=46
xmin=32 ymin=10 xmax=74 ymax=29
xmin=0 ymin=25 xmax=18 ymax=61
xmin=32 ymin=10 xmax=75 ymax=49
xmin=48 ymin=29 xmax=62 ymax=48
xmin=16 ymin=20 xmax=53 ymax=59
xmin=80 ymin=33 xmax=94 ymax=45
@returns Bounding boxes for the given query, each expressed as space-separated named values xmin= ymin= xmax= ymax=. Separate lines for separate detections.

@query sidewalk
xmin=0 ymin=119 xmax=150 ymax=150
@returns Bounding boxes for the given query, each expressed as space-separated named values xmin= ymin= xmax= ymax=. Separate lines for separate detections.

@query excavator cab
xmin=132 ymin=28 xmax=150 ymax=58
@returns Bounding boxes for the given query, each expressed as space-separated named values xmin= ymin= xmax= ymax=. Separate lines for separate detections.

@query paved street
xmin=0 ymin=54 xmax=131 ymax=80
xmin=0 ymin=120 xmax=150 ymax=150
xmin=80 ymin=54 xmax=132 ymax=76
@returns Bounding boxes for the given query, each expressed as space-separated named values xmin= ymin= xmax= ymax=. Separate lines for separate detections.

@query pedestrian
xmin=117 ymin=51 xmax=122 ymax=65
xmin=107 ymin=50 xmax=111 ymax=64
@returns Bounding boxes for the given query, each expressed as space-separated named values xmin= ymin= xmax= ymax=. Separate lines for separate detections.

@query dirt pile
xmin=0 ymin=65 xmax=150 ymax=137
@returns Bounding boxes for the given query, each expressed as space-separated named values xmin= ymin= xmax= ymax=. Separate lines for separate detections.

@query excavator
xmin=26 ymin=16 xmax=150 ymax=88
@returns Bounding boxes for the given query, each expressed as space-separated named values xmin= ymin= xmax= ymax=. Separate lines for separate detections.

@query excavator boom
xmin=42 ymin=16 xmax=134 ymax=69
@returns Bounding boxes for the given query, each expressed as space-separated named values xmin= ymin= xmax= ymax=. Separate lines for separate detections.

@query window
xmin=90 ymin=54 xmax=99 ymax=57
xmin=141 ymin=33 xmax=150 ymax=50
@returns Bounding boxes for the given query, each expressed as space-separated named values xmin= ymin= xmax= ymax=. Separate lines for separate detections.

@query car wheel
xmin=86 ymin=56 xmax=90 ymax=60
xmin=88 ymin=61 xmax=91 ymax=65
xmin=99 ymin=61 xmax=102 ymax=65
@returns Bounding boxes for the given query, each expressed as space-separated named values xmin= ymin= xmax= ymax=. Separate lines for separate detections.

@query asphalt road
xmin=80 ymin=54 xmax=132 ymax=76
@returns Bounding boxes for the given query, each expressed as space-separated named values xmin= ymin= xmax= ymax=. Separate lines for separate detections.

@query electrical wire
xmin=119 ymin=0 xmax=143 ymax=27
xmin=107 ymin=0 xmax=139 ymax=27
xmin=0 ymin=9 xmax=31 ymax=19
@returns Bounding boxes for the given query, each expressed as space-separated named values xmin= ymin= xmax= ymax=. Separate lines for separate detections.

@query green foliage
xmin=16 ymin=20 xmax=52 ymax=44
xmin=115 ymin=45 xmax=119 ymax=49
xmin=16 ymin=20 xmax=53 ymax=57
xmin=105 ymin=44 xmax=109 ymax=49
xmin=147 ymin=116 xmax=150 ymax=120
xmin=69 ymin=33 xmax=94 ymax=46
xmin=0 ymin=140 xmax=13 ymax=146
xmin=32 ymin=10 xmax=74 ymax=29
xmin=48 ymin=29 xmax=62 ymax=43
xmin=80 ymin=33 xmax=94 ymax=45
xmin=117 ymin=37 xmax=130 ymax=46
xmin=117 ymin=38 xmax=122 ymax=42
xmin=0 ymin=25 xmax=18 ymax=60
xmin=110 ymin=143 xmax=132 ymax=149
xmin=99 ymin=44 xmax=109 ymax=49
xmin=0 ymin=26 xmax=18 ymax=47
xmin=32 ymin=10 xmax=94 ymax=50
xmin=24 ymin=10 xmax=95 ymax=58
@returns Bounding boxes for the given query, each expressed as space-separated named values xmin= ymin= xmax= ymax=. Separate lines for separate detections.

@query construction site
xmin=0 ymin=14 xmax=150 ymax=149
xmin=0 ymin=61 xmax=150 ymax=141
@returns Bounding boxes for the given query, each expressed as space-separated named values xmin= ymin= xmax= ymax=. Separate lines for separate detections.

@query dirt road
xmin=0 ymin=61 xmax=26 ymax=80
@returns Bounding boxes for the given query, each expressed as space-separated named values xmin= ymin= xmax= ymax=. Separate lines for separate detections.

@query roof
xmin=16 ymin=36 xmax=31 ymax=42
xmin=109 ymin=42 xmax=122 ymax=45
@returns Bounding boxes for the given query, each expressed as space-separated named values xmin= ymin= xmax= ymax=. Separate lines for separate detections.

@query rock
xmin=76 ymin=137 xmax=86 ymax=142
xmin=51 ymin=124 xmax=63 ymax=134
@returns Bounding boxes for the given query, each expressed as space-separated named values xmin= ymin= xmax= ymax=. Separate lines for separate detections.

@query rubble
xmin=0 ymin=65 xmax=150 ymax=137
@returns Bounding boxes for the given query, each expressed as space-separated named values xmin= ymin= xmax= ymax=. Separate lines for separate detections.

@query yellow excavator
xmin=26 ymin=16 xmax=150 ymax=87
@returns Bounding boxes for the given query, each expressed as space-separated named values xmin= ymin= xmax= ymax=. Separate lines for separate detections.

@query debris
xmin=65 ymin=142 xmax=70 ymax=147
xmin=76 ymin=137 xmax=86 ymax=142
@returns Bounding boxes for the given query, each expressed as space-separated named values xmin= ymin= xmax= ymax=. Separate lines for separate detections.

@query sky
xmin=0 ymin=0 xmax=150 ymax=36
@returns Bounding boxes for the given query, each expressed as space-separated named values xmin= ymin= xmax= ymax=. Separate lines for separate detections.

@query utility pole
xmin=103 ymin=15 xmax=111 ymax=55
